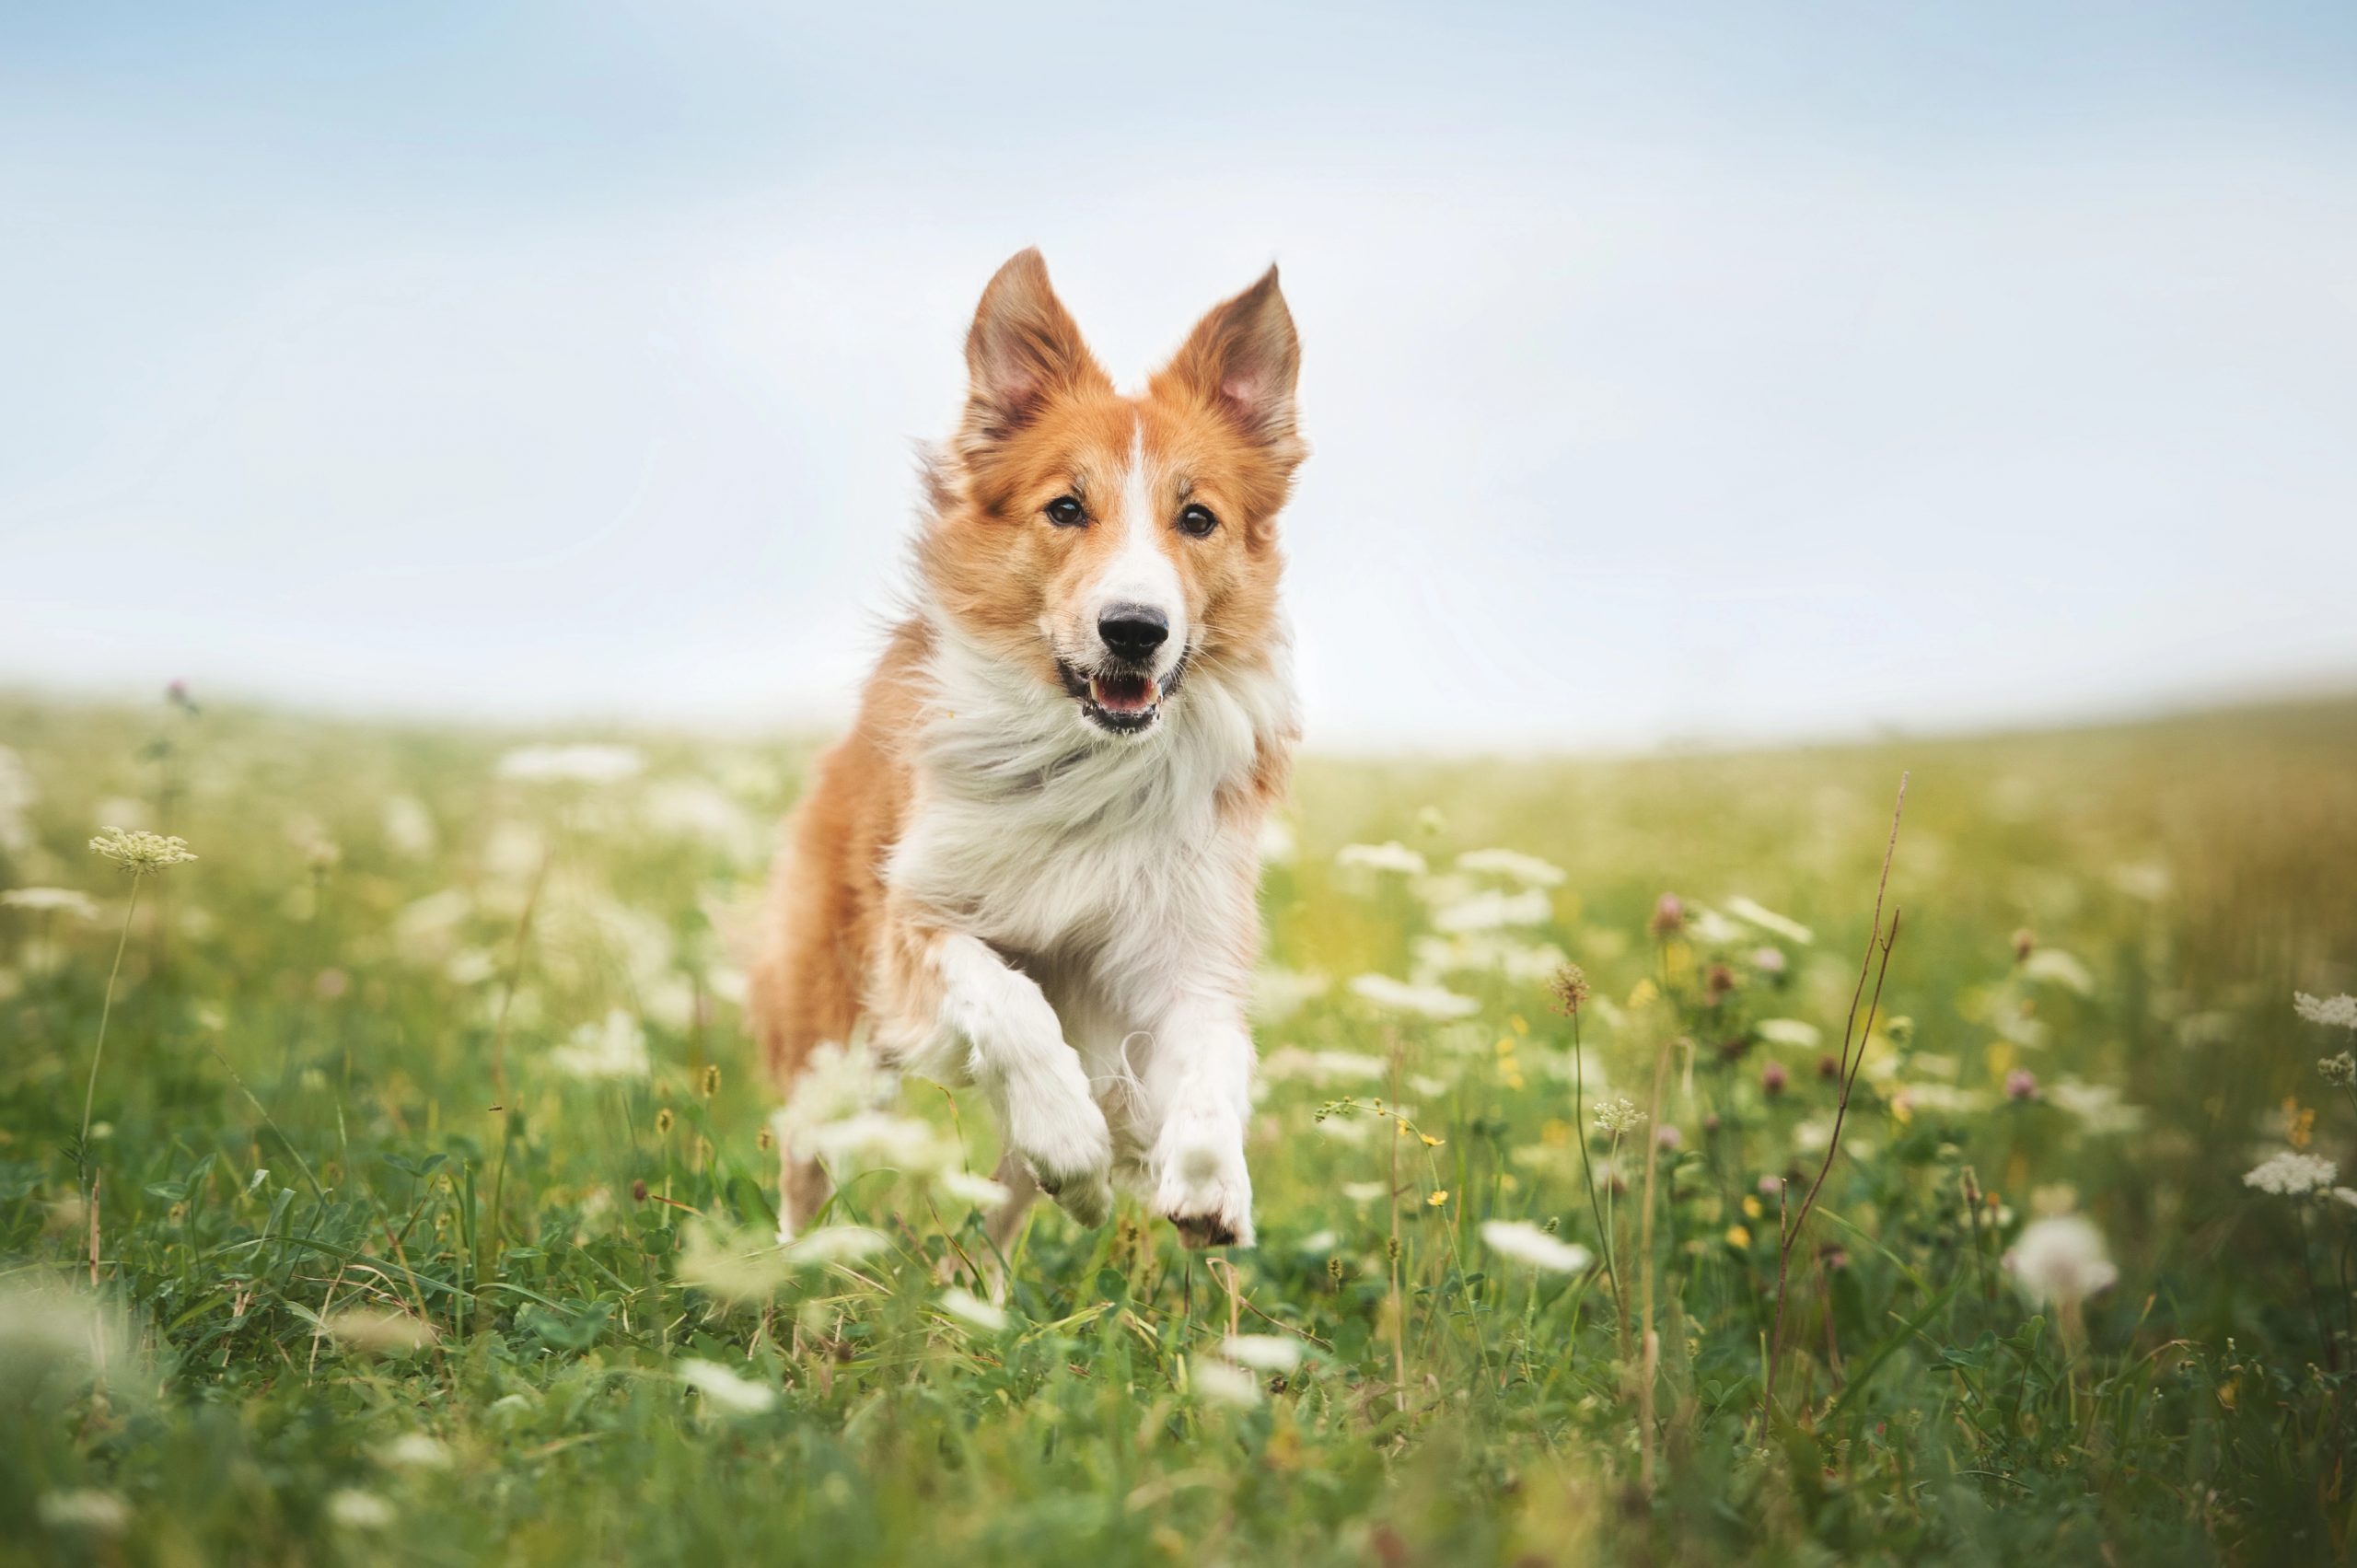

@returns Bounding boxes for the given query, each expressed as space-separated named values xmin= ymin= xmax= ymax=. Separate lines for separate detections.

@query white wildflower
xmin=1297 ymin=1229 xmax=1339 ymax=1252
xmin=375 ymin=1432 xmax=454 ymax=1470
xmin=2047 ymin=1079 xmax=2146 ymax=1135
xmin=392 ymin=889 xmax=473 ymax=964
xmin=548 ymin=1010 xmax=650 ymax=1080
xmin=676 ymin=1358 xmax=776 ymax=1415
xmin=1429 ymin=888 xmax=1552 ymax=934
xmin=1724 ymin=896 xmax=1813 ymax=946
xmin=2022 ymin=948 xmax=2096 ymax=995
xmin=1348 ymin=973 xmax=1479 ymax=1021
xmin=1335 ymin=842 xmax=1427 ymax=877
xmin=1341 ymin=1181 xmax=1389 ymax=1203
xmin=1256 ymin=817 xmax=1297 ymax=864
xmin=2320 ymin=1051 xmax=2357 ymax=1088
xmin=327 ymin=1490 xmax=396 ymax=1530
xmin=780 ymin=1225 xmax=891 ymax=1269
xmin=1249 ymin=965 xmax=1329 ymax=1023
xmin=938 ymin=1169 xmax=1014 ymax=1211
xmin=1 ymin=888 xmax=99 ymax=920
xmin=322 ymin=1307 xmax=435 ymax=1355
xmin=1222 ymin=1334 xmax=1304 ymax=1373
xmin=642 ymin=778 xmax=761 ymax=858
xmin=1260 ymin=1047 xmax=1388 ymax=1086
xmin=937 ymin=1288 xmax=1009 ymax=1333
xmin=2245 ymin=1151 xmax=2339 ymax=1196
xmin=381 ymin=794 xmax=438 ymax=858
xmin=1455 ymin=848 xmax=1565 ymax=888
xmin=2003 ymin=1215 xmax=2118 ymax=1309
xmin=1756 ymin=1018 xmax=1821 ymax=1049
xmin=495 ymin=743 xmax=644 ymax=784
xmin=1480 ymin=1219 xmax=1594 ymax=1274
xmin=2332 ymin=1188 xmax=2357 ymax=1212
xmin=37 ymin=1489 xmax=129 ymax=1535
xmin=0 ymin=746 xmax=34 ymax=855
xmin=1411 ymin=933 xmax=1567 ymax=985
xmin=675 ymin=1218 xmax=795 ymax=1305
xmin=1189 ymin=1355 xmax=1263 ymax=1407
xmin=1594 ymin=1097 xmax=1645 ymax=1136
xmin=87 ymin=828 xmax=197 ymax=874
xmin=2295 ymin=993 xmax=2357 ymax=1031
xmin=800 ymin=1110 xmax=955 ymax=1176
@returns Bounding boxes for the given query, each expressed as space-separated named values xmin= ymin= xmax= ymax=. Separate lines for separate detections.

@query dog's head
xmin=919 ymin=249 xmax=1303 ymax=738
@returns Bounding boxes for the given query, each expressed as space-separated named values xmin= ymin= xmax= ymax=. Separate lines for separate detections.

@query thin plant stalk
xmin=1569 ymin=1003 xmax=1626 ymax=1337
xmin=78 ymin=875 xmax=145 ymax=1191
xmin=1636 ymin=1029 xmax=1672 ymax=1492
xmin=1760 ymin=773 xmax=1908 ymax=1440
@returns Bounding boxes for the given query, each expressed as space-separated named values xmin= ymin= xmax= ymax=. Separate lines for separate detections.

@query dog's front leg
xmin=1144 ymin=995 xmax=1257 ymax=1249
xmin=911 ymin=932 xmax=1113 ymax=1227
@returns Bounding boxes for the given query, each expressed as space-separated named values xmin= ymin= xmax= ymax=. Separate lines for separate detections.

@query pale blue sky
xmin=4 ymin=2 xmax=2353 ymax=749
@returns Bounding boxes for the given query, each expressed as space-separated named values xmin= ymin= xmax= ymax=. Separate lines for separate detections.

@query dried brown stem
xmin=1760 ymin=773 xmax=1908 ymax=1440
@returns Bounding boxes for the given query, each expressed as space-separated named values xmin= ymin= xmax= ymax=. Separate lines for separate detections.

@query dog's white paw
xmin=1004 ymin=1071 xmax=1114 ymax=1228
xmin=1152 ymin=1107 xmax=1254 ymax=1249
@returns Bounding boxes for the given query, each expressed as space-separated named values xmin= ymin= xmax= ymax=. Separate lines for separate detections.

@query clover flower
xmin=2244 ymin=1151 xmax=2338 ymax=1196
xmin=87 ymin=827 xmax=197 ymax=875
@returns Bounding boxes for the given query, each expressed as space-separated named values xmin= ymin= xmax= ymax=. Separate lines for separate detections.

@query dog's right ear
xmin=961 ymin=249 xmax=1109 ymax=447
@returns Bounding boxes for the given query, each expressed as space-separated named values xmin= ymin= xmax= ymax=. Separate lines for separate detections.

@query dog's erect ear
xmin=1156 ymin=265 xmax=1303 ymax=464
xmin=962 ymin=249 xmax=1109 ymax=445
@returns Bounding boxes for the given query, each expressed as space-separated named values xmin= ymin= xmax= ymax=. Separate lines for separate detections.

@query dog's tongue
xmin=1090 ymin=672 xmax=1155 ymax=714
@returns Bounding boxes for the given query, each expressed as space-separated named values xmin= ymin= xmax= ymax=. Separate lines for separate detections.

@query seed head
xmin=655 ymin=1108 xmax=675 ymax=1135
xmin=702 ymin=1064 xmax=723 ymax=1098
xmin=1549 ymin=964 xmax=1592 ymax=1016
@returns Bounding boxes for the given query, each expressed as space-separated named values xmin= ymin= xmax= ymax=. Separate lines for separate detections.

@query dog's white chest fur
xmin=887 ymin=629 xmax=1292 ymax=1006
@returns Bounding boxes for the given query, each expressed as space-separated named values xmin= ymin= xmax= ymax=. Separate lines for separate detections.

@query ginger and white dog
xmin=748 ymin=249 xmax=1304 ymax=1252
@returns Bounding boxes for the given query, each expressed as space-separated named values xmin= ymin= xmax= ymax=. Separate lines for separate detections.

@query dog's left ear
xmin=1156 ymin=266 xmax=1303 ymax=468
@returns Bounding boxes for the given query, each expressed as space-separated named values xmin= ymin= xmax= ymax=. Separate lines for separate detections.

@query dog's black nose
xmin=1097 ymin=605 xmax=1169 ymax=660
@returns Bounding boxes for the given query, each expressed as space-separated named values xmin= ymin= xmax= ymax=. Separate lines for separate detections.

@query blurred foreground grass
xmin=3 ymin=692 xmax=2356 ymax=1565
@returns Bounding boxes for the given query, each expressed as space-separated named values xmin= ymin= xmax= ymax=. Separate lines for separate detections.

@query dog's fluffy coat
xmin=748 ymin=249 xmax=1304 ymax=1249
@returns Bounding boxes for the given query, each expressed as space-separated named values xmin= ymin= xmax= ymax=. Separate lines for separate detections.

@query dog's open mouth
xmin=1059 ymin=658 xmax=1184 ymax=735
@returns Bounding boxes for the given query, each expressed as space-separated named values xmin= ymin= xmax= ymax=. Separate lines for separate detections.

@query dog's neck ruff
xmin=912 ymin=612 xmax=1293 ymax=816
xmin=885 ymin=609 xmax=1295 ymax=958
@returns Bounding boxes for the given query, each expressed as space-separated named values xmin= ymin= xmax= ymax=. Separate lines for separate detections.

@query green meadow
xmin=3 ymin=692 xmax=2355 ymax=1565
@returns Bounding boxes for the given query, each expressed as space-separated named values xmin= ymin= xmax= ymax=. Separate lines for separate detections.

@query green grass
xmin=3 ymin=692 xmax=2356 ymax=1565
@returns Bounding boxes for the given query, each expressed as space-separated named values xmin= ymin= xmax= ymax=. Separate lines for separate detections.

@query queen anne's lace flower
xmin=87 ymin=828 xmax=197 ymax=874
xmin=1480 ymin=1219 xmax=1594 ymax=1274
xmin=1594 ymin=1097 xmax=1646 ymax=1135
xmin=2295 ymin=993 xmax=2357 ymax=1031
xmin=1335 ymin=842 xmax=1427 ymax=877
xmin=0 ymin=887 xmax=99 ymax=919
xmin=2244 ymin=1151 xmax=2338 ymax=1196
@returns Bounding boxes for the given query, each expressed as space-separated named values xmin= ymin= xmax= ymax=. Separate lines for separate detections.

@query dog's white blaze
xmin=1090 ymin=421 xmax=1187 ymax=672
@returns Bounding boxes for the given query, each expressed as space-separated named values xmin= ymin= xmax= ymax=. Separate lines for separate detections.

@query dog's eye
xmin=1044 ymin=495 xmax=1087 ymax=528
xmin=1178 ymin=504 xmax=1219 ymax=539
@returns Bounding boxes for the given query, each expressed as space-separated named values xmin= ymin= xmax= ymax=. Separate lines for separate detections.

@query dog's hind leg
xmin=748 ymin=843 xmax=865 ymax=1242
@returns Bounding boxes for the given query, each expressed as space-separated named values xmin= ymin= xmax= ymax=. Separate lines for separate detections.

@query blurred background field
xmin=5 ymin=691 xmax=2356 ymax=1563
